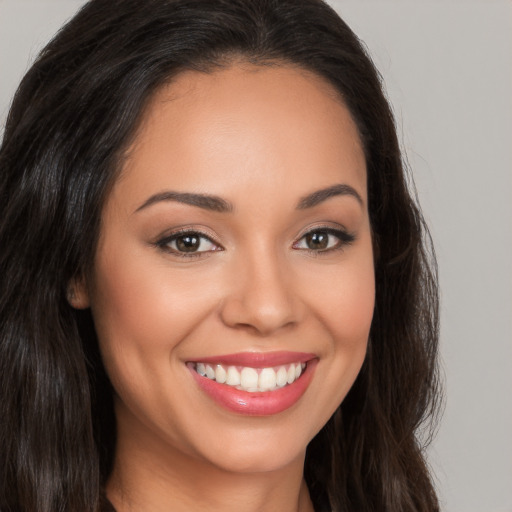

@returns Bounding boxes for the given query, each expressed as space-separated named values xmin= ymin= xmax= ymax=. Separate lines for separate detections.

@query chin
xmin=179 ymin=411 xmax=321 ymax=476
xmin=202 ymin=439 xmax=307 ymax=475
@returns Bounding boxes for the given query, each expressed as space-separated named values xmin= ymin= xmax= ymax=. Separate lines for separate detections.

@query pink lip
xmin=188 ymin=351 xmax=315 ymax=368
xmin=187 ymin=353 xmax=318 ymax=416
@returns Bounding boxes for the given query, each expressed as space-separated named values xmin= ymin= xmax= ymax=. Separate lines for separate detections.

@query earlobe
xmin=67 ymin=277 xmax=90 ymax=309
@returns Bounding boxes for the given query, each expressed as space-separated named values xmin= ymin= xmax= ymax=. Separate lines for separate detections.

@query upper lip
xmin=188 ymin=351 xmax=316 ymax=368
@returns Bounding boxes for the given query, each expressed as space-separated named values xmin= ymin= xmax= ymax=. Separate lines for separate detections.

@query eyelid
xmin=292 ymin=223 xmax=356 ymax=252
xmin=154 ymin=227 xmax=224 ymax=256
xmin=152 ymin=223 xmax=355 ymax=258
xmin=294 ymin=222 xmax=353 ymax=240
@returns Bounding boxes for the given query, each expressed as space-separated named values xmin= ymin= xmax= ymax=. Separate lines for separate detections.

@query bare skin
xmin=74 ymin=62 xmax=374 ymax=511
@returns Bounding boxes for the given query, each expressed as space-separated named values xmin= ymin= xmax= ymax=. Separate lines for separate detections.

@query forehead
xmin=116 ymin=63 xmax=367 ymax=210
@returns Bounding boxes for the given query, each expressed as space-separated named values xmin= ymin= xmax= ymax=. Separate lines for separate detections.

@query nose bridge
xmin=220 ymin=243 xmax=301 ymax=335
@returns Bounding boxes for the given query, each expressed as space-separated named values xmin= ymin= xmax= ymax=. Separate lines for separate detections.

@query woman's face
xmin=81 ymin=64 xmax=374 ymax=475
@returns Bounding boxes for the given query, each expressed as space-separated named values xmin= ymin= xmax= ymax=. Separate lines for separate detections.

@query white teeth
xmin=196 ymin=363 xmax=206 ymax=377
xmin=240 ymin=367 xmax=259 ymax=389
xmin=205 ymin=364 xmax=215 ymax=380
xmin=258 ymin=367 xmax=277 ymax=391
xmin=276 ymin=366 xmax=288 ymax=387
xmin=287 ymin=365 xmax=295 ymax=384
xmin=193 ymin=361 xmax=307 ymax=392
xmin=226 ymin=366 xmax=241 ymax=386
xmin=215 ymin=365 xmax=227 ymax=384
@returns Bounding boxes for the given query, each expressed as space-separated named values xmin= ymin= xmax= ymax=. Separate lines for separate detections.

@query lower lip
xmin=189 ymin=359 xmax=318 ymax=416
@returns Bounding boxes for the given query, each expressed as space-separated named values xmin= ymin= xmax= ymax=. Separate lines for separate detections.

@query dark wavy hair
xmin=0 ymin=0 xmax=441 ymax=511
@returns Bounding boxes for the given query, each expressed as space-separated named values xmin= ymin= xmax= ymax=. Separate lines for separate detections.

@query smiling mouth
xmin=187 ymin=352 xmax=317 ymax=415
xmin=189 ymin=362 xmax=307 ymax=392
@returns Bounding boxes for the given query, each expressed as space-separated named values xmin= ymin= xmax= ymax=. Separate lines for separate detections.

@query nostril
xmin=218 ymin=293 xmax=300 ymax=336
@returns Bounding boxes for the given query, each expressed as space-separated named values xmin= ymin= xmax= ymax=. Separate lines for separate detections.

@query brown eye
xmin=294 ymin=227 xmax=355 ymax=253
xmin=304 ymin=232 xmax=329 ymax=250
xmin=157 ymin=231 xmax=220 ymax=255
xmin=175 ymin=234 xmax=201 ymax=252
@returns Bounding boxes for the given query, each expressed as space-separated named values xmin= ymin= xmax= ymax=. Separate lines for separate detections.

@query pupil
xmin=176 ymin=235 xmax=200 ymax=252
xmin=306 ymin=232 xmax=328 ymax=250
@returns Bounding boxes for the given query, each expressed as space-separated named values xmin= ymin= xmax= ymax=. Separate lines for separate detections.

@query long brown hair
xmin=0 ymin=1 xmax=441 ymax=510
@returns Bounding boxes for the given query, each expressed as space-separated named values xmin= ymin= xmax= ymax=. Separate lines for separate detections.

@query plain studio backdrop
xmin=1 ymin=1 xmax=511 ymax=511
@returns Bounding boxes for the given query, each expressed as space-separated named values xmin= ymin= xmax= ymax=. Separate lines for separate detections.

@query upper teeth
xmin=194 ymin=362 xmax=306 ymax=392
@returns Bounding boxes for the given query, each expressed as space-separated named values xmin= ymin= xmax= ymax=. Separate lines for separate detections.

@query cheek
xmin=336 ymin=270 xmax=375 ymax=346
xmin=88 ymin=248 xmax=210 ymax=435
xmin=308 ymin=240 xmax=374 ymax=393
xmin=292 ymin=248 xmax=374 ymax=436
xmin=308 ymin=248 xmax=375 ymax=350
xmin=88 ymin=242 xmax=226 ymax=398
xmin=327 ymin=272 xmax=374 ymax=374
xmin=91 ymin=248 xmax=205 ymax=349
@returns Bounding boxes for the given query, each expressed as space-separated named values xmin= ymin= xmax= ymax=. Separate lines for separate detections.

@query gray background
xmin=1 ymin=1 xmax=511 ymax=511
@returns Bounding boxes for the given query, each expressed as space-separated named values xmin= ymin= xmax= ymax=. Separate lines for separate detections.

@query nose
xmin=219 ymin=251 xmax=303 ymax=336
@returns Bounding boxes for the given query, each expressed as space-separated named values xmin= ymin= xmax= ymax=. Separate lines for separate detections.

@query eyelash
xmin=155 ymin=226 xmax=355 ymax=258
xmin=155 ymin=228 xmax=222 ymax=259
xmin=292 ymin=227 xmax=355 ymax=254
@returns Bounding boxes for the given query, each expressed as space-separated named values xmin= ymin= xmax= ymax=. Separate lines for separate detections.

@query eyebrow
xmin=135 ymin=191 xmax=233 ymax=213
xmin=296 ymin=183 xmax=363 ymax=209
xmin=135 ymin=182 xmax=363 ymax=214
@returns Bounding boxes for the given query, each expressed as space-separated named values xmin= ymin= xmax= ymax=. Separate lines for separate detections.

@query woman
xmin=0 ymin=0 xmax=441 ymax=511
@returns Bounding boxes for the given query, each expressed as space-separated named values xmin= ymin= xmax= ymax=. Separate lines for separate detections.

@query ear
xmin=67 ymin=276 xmax=90 ymax=309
